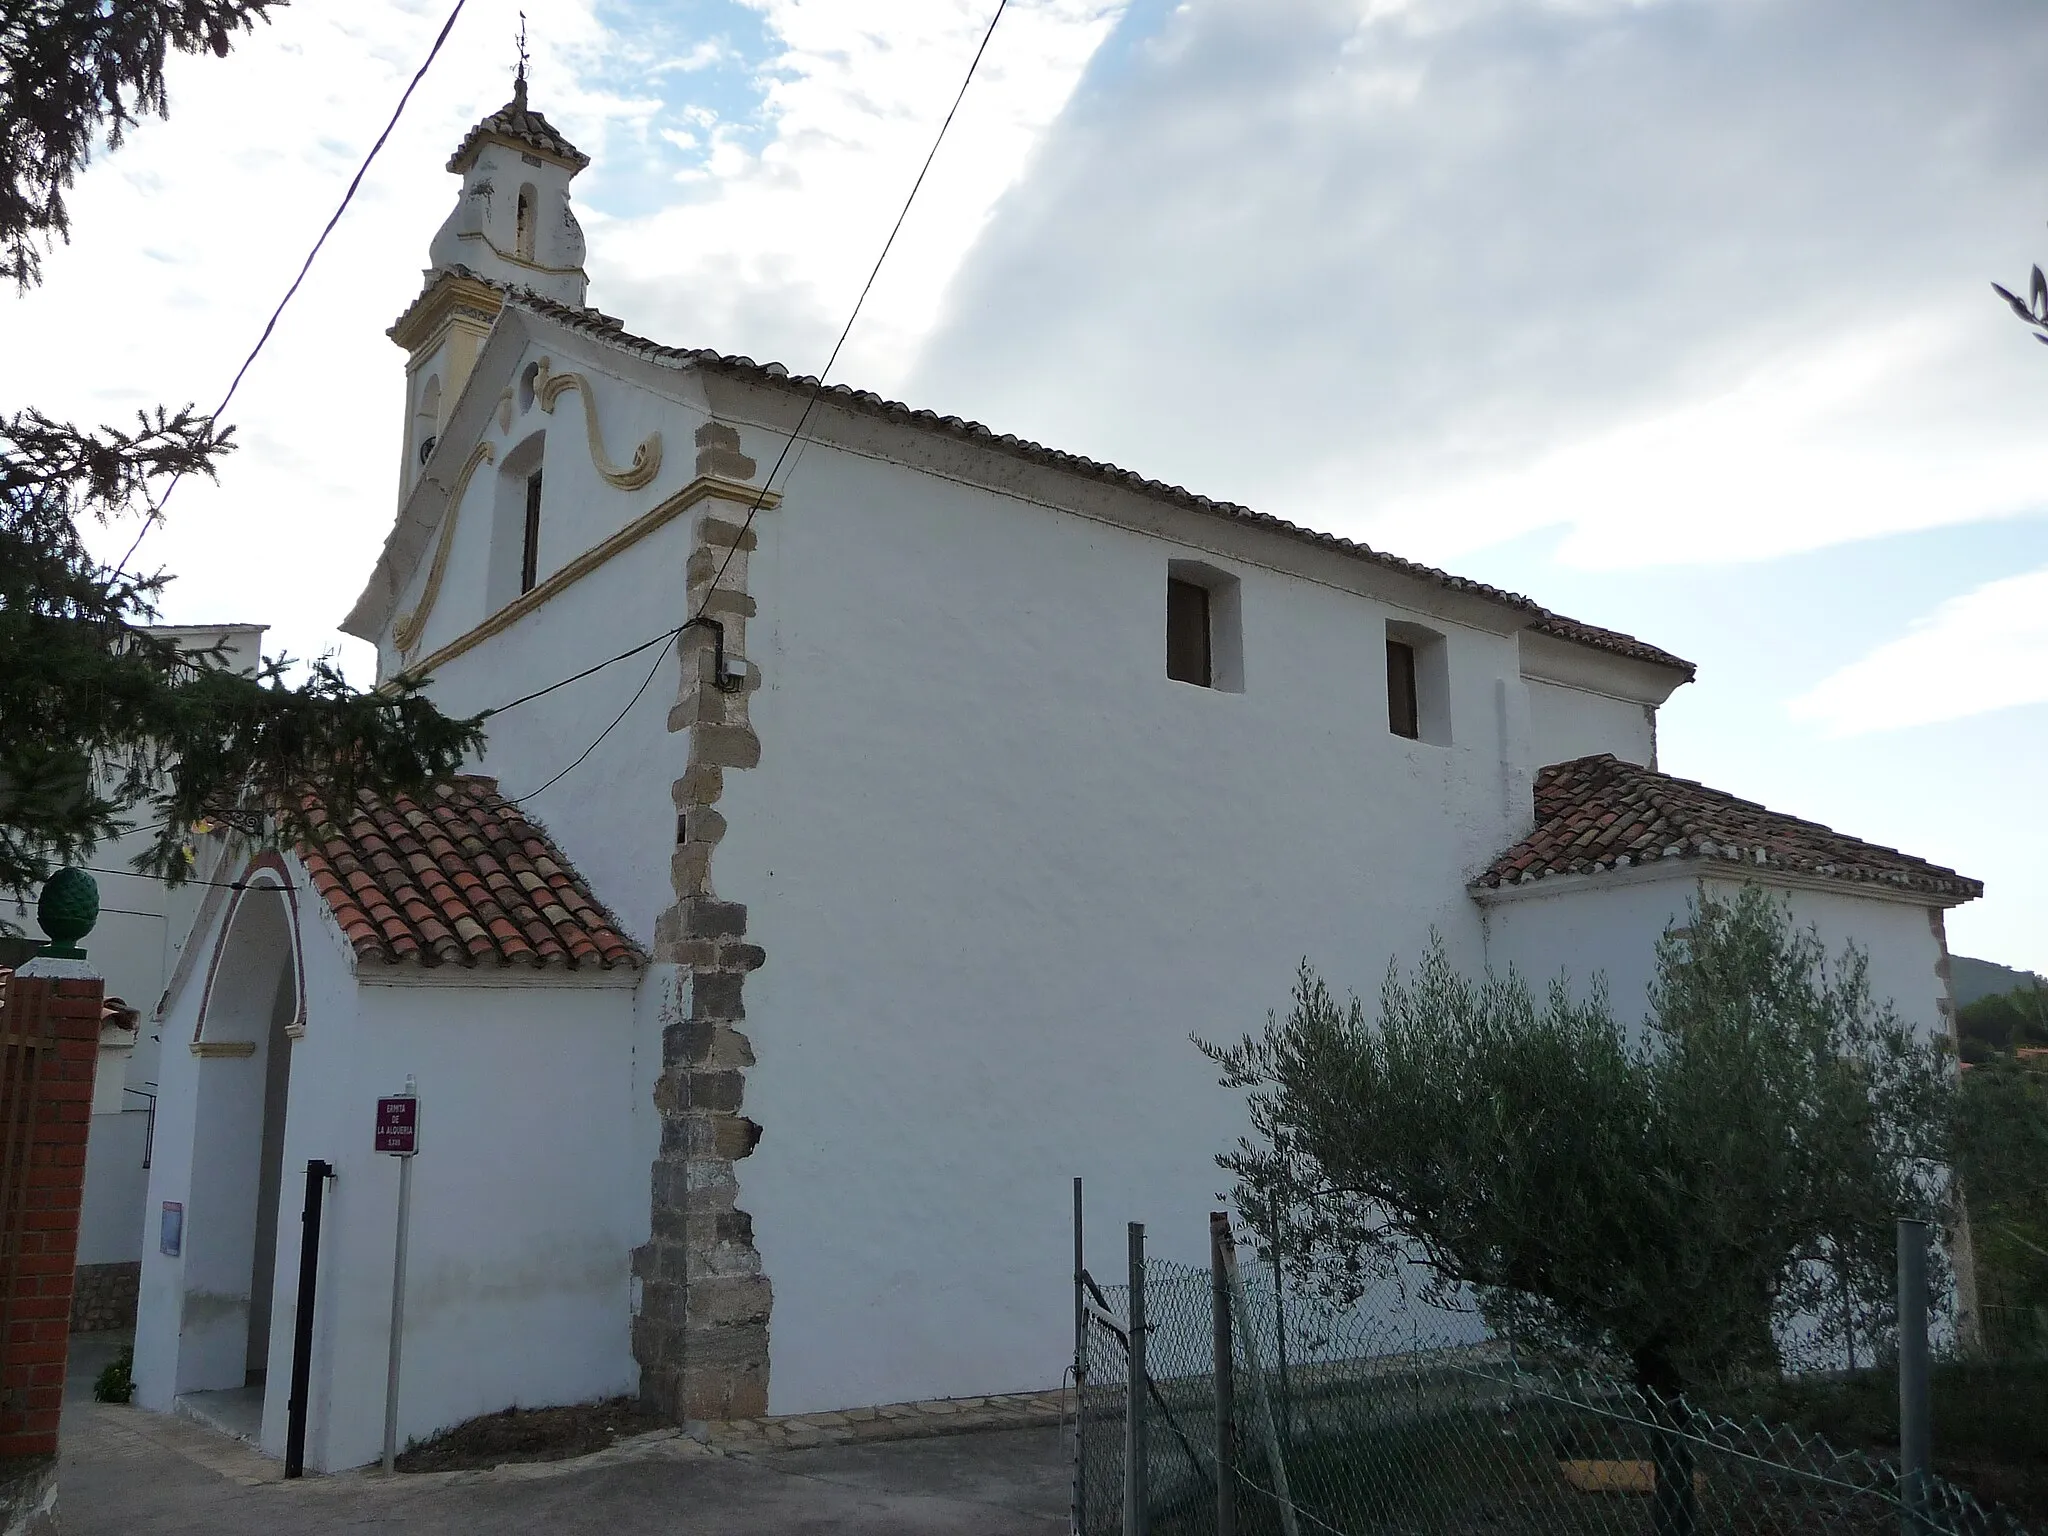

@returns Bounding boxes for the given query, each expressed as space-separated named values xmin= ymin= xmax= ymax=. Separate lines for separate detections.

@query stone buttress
xmin=634 ymin=421 xmax=773 ymax=1420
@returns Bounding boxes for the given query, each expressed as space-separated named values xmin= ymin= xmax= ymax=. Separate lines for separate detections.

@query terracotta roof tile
xmin=1474 ymin=754 xmax=1981 ymax=904
xmin=446 ymin=75 xmax=589 ymax=174
xmin=387 ymin=272 xmax=1694 ymax=680
xmin=298 ymin=775 xmax=642 ymax=970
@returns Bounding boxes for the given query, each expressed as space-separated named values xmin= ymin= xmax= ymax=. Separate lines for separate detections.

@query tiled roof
xmin=446 ymin=74 xmax=589 ymax=174
xmin=1476 ymin=754 xmax=1981 ymax=903
xmin=437 ymin=279 xmax=1694 ymax=679
xmin=298 ymin=774 xmax=641 ymax=969
xmin=1527 ymin=614 xmax=1692 ymax=674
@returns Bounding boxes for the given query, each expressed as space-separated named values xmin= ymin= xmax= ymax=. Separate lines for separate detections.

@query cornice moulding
xmin=391 ymin=474 xmax=779 ymax=685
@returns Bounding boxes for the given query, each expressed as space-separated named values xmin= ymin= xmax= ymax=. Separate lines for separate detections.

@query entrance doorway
xmin=246 ymin=963 xmax=296 ymax=1384
xmin=176 ymin=878 xmax=298 ymax=1439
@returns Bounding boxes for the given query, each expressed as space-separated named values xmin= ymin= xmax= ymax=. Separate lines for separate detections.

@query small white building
xmin=132 ymin=79 xmax=1982 ymax=1469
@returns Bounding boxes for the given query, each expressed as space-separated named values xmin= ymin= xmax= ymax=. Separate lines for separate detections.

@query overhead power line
xmin=113 ymin=0 xmax=473 ymax=578
xmin=83 ymin=864 xmax=295 ymax=895
xmin=510 ymin=632 xmax=677 ymax=804
xmin=503 ymin=0 xmax=1013 ymax=800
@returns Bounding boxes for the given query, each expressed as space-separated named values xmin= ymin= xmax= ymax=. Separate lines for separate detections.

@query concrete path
xmin=56 ymin=1336 xmax=1072 ymax=1534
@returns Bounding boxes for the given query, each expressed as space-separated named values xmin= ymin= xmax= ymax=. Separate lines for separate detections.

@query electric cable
xmin=475 ymin=623 xmax=676 ymax=720
xmin=112 ymin=0 xmax=473 ymax=579
xmin=511 ymin=631 xmax=677 ymax=804
xmin=82 ymin=864 xmax=295 ymax=894
xmin=493 ymin=0 xmax=1011 ymax=794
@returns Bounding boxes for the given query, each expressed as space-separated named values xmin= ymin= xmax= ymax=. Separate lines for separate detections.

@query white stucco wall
xmin=261 ymin=968 xmax=641 ymax=1472
xmin=1524 ymin=677 xmax=1656 ymax=769
xmin=76 ymin=1111 xmax=152 ymax=1267
xmin=702 ymin=428 xmax=1551 ymax=1412
xmin=1478 ymin=869 xmax=1950 ymax=1044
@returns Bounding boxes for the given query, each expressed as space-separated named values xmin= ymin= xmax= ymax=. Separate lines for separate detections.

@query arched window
xmin=515 ymin=185 xmax=538 ymax=262
xmin=413 ymin=375 xmax=442 ymax=467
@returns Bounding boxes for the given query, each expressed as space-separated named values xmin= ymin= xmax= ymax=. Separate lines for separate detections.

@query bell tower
xmin=389 ymin=66 xmax=590 ymax=498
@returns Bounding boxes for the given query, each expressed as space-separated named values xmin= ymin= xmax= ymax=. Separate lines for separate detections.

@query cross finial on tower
xmin=513 ymin=12 xmax=530 ymax=109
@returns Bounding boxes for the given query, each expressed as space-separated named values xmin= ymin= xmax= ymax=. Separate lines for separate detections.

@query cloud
xmin=650 ymin=40 xmax=731 ymax=75
xmin=1787 ymin=567 xmax=2048 ymax=736
xmin=590 ymin=0 xmax=1128 ymax=386
xmin=908 ymin=0 xmax=2048 ymax=571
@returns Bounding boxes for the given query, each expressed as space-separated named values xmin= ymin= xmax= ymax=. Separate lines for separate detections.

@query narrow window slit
xmin=521 ymin=469 xmax=543 ymax=594
xmin=1167 ymin=577 xmax=1212 ymax=687
xmin=1387 ymin=639 xmax=1419 ymax=739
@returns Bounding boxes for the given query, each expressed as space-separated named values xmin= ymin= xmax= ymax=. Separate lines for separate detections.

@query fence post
xmin=1124 ymin=1222 xmax=1147 ymax=1536
xmin=1221 ymin=1217 xmax=1300 ymax=1536
xmin=1269 ymin=1207 xmax=1291 ymax=1448
xmin=1211 ymin=1212 xmax=1235 ymax=1536
xmin=1073 ymin=1178 xmax=1086 ymax=1536
xmin=1898 ymin=1217 xmax=1932 ymax=1536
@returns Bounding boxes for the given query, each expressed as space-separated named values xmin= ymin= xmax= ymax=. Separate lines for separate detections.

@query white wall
xmin=1525 ymin=677 xmax=1656 ymax=769
xmin=256 ymin=962 xmax=641 ymax=1471
xmin=76 ymin=1111 xmax=151 ymax=1267
xmin=1479 ymin=870 xmax=1949 ymax=1043
xmin=711 ymin=432 xmax=1544 ymax=1413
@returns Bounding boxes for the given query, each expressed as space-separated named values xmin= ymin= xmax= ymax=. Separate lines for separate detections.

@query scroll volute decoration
xmin=533 ymin=356 xmax=663 ymax=491
xmin=393 ymin=441 xmax=495 ymax=657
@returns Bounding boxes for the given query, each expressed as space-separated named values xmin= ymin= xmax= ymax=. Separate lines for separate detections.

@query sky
xmin=8 ymin=0 xmax=2047 ymax=970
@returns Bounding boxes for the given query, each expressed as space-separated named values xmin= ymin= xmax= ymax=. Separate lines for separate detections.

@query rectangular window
xmin=520 ymin=469 xmax=543 ymax=594
xmin=1167 ymin=577 xmax=1212 ymax=687
xmin=1387 ymin=639 xmax=1420 ymax=739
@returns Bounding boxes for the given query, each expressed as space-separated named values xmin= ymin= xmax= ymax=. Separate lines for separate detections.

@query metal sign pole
xmin=380 ymin=1077 xmax=418 ymax=1474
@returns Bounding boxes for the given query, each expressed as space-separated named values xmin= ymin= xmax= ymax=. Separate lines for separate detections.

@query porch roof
xmin=299 ymin=775 xmax=642 ymax=970
xmin=1475 ymin=753 xmax=1981 ymax=905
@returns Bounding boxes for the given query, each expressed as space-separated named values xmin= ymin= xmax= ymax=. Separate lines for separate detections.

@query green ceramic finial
xmin=36 ymin=867 xmax=99 ymax=959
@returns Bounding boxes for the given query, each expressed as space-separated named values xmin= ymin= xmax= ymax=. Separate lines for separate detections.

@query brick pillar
xmin=0 ymin=975 xmax=102 ymax=1458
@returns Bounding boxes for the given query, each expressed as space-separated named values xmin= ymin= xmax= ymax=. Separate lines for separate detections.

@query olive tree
xmin=1200 ymin=885 xmax=1953 ymax=1397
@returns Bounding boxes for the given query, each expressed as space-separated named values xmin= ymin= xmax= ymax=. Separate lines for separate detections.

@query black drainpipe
xmin=284 ymin=1159 xmax=334 ymax=1478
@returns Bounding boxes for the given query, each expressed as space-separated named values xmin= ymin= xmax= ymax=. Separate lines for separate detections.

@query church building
xmin=129 ymin=78 xmax=1982 ymax=1471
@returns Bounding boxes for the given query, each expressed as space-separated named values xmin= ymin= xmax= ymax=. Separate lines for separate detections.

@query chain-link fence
xmin=1978 ymin=1303 xmax=2048 ymax=1363
xmin=1077 ymin=1236 xmax=2037 ymax=1536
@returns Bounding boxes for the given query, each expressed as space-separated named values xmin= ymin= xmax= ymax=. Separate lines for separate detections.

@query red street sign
xmin=375 ymin=1095 xmax=418 ymax=1156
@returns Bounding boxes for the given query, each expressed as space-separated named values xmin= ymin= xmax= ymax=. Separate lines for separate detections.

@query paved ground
xmin=54 ymin=1336 xmax=1072 ymax=1534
